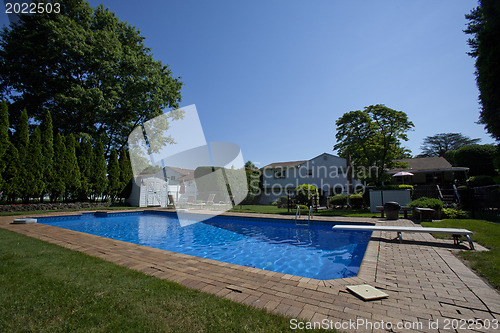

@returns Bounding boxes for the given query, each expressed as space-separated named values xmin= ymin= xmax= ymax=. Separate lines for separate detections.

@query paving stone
xmin=1 ymin=211 xmax=499 ymax=330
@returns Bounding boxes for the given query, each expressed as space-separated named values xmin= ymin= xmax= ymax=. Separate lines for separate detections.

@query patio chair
xmin=202 ymin=193 xmax=216 ymax=209
xmin=167 ymin=194 xmax=176 ymax=207
xmin=184 ymin=195 xmax=198 ymax=209
xmin=213 ymin=197 xmax=233 ymax=210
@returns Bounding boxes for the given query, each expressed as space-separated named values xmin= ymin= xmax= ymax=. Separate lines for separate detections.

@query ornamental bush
xmin=373 ymin=184 xmax=414 ymax=190
xmin=294 ymin=184 xmax=318 ymax=206
xmin=466 ymin=175 xmax=495 ymax=187
xmin=442 ymin=208 xmax=469 ymax=219
xmin=296 ymin=204 xmax=309 ymax=211
xmin=408 ymin=197 xmax=443 ymax=211
xmin=272 ymin=196 xmax=290 ymax=208
xmin=349 ymin=194 xmax=364 ymax=209
xmin=330 ymin=194 xmax=348 ymax=208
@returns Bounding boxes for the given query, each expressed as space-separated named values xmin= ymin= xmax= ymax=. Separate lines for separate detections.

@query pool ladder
xmin=295 ymin=206 xmax=312 ymax=225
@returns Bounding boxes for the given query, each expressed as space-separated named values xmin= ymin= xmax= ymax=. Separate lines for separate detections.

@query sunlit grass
xmin=0 ymin=228 xmax=328 ymax=332
xmin=422 ymin=219 xmax=500 ymax=290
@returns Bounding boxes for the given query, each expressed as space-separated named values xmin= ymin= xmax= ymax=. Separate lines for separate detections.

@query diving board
xmin=332 ymin=225 xmax=474 ymax=250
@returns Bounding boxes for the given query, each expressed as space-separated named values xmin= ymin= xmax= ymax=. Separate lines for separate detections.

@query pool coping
xmin=1 ymin=208 xmax=499 ymax=332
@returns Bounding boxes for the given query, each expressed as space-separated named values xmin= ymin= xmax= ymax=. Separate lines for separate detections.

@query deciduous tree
xmin=0 ymin=0 xmax=183 ymax=153
xmin=334 ymin=104 xmax=414 ymax=184
xmin=465 ymin=0 xmax=500 ymax=141
xmin=452 ymin=144 xmax=497 ymax=176
xmin=419 ymin=133 xmax=481 ymax=157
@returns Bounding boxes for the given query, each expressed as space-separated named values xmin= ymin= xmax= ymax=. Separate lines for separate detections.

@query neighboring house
xmin=260 ymin=153 xmax=361 ymax=204
xmin=127 ymin=166 xmax=197 ymax=207
xmin=387 ymin=156 xmax=469 ymax=185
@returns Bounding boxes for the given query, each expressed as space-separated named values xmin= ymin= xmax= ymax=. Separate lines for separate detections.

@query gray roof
xmin=261 ymin=160 xmax=307 ymax=169
xmin=388 ymin=156 xmax=468 ymax=173
xmin=261 ymin=152 xmax=342 ymax=169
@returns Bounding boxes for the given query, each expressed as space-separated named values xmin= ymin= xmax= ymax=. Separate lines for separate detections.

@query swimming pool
xmin=38 ymin=211 xmax=372 ymax=280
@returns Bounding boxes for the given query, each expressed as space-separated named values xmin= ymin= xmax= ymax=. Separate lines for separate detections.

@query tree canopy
xmin=334 ymin=104 xmax=414 ymax=184
xmin=0 ymin=0 xmax=183 ymax=153
xmin=419 ymin=133 xmax=481 ymax=157
xmin=465 ymin=0 xmax=500 ymax=141
xmin=449 ymin=144 xmax=497 ymax=176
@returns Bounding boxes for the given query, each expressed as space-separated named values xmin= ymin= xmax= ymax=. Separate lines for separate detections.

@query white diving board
xmin=332 ymin=225 xmax=474 ymax=250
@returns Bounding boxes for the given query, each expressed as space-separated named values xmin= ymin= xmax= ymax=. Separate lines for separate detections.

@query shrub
xmin=375 ymin=184 xmax=414 ymax=190
xmin=466 ymin=175 xmax=495 ymax=187
xmin=276 ymin=196 xmax=291 ymax=208
xmin=408 ymin=197 xmax=444 ymax=211
xmin=454 ymin=144 xmax=497 ymax=176
xmin=442 ymin=208 xmax=469 ymax=219
xmin=349 ymin=194 xmax=364 ymax=209
xmin=330 ymin=194 xmax=348 ymax=208
xmin=294 ymin=184 xmax=318 ymax=206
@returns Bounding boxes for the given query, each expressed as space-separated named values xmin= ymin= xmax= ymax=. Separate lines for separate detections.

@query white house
xmin=260 ymin=153 xmax=362 ymax=204
xmin=127 ymin=166 xmax=197 ymax=207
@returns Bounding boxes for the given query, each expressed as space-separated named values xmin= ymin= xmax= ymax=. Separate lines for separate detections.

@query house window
xmin=274 ymin=170 xmax=286 ymax=179
xmin=307 ymin=169 xmax=313 ymax=176
xmin=170 ymin=176 xmax=176 ymax=181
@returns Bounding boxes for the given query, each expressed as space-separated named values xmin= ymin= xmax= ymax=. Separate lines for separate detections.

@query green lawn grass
xmin=421 ymin=219 xmax=500 ymax=290
xmin=0 ymin=228 xmax=327 ymax=332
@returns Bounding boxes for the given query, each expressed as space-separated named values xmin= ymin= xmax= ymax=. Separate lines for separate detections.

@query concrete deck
xmin=1 ymin=209 xmax=499 ymax=332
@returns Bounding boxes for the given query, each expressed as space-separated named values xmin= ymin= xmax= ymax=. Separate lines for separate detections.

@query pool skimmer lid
xmin=12 ymin=218 xmax=37 ymax=224
xmin=346 ymin=284 xmax=388 ymax=301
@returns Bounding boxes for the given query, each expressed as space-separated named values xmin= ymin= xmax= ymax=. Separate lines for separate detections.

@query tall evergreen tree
xmin=2 ymin=143 xmax=20 ymax=203
xmin=64 ymin=134 xmax=81 ymax=200
xmin=77 ymin=138 xmax=93 ymax=201
xmin=92 ymin=140 xmax=108 ymax=200
xmin=118 ymin=147 xmax=133 ymax=201
xmin=0 ymin=100 xmax=9 ymax=189
xmin=40 ymin=111 xmax=54 ymax=202
xmin=107 ymin=149 xmax=121 ymax=201
xmin=51 ymin=132 xmax=66 ymax=201
xmin=26 ymin=127 xmax=44 ymax=201
xmin=14 ymin=109 xmax=30 ymax=202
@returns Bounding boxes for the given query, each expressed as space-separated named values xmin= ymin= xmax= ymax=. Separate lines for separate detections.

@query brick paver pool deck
xmin=1 ymin=210 xmax=499 ymax=332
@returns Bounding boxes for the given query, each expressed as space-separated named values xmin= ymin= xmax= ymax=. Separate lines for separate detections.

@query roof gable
xmin=262 ymin=152 xmax=343 ymax=169
xmin=388 ymin=156 xmax=468 ymax=172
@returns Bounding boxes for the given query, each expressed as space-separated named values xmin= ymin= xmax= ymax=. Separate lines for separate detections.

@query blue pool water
xmin=38 ymin=211 xmax=372 ymax=280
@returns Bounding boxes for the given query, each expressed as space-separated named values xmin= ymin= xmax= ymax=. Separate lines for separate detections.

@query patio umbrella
xmin=392 ymin=171 xmax=414 ymax=177
xmin=392 ymin=171 xmax=414 ymax=184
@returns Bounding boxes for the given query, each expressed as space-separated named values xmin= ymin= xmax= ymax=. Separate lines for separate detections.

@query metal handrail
xmin=453 ymin=184 xmax=461 ymax=206
xmin=308 ymin=206 xmax=313 ymax=222
xmin=436 ymin=185 xmax=444 ymax=200
xmin=295 ymin=205 xmax=301 ymax=221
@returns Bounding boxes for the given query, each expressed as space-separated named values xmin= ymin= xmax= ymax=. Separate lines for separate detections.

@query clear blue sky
xmin=1 ymin=0 xmax=493 ymax=167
